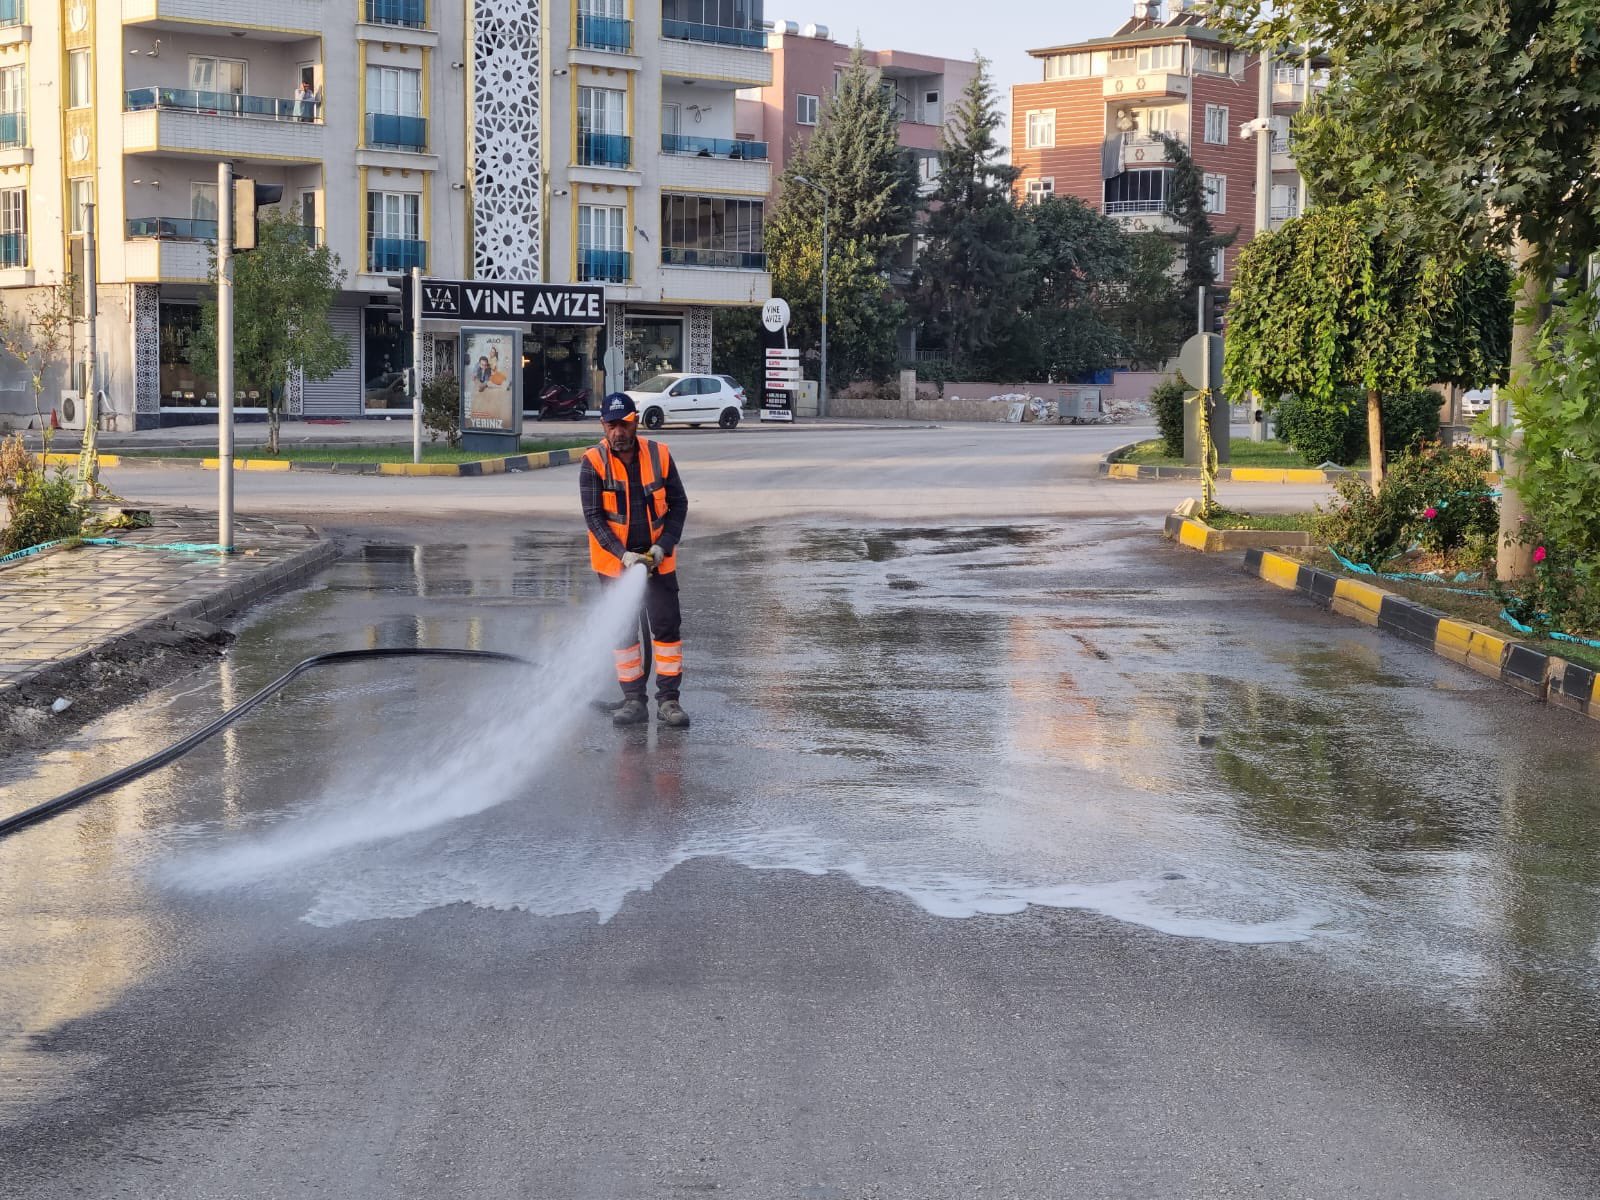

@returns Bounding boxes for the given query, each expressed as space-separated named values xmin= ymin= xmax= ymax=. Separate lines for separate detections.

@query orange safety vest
xmin=583 ymin=438 xmax=679 ymax=577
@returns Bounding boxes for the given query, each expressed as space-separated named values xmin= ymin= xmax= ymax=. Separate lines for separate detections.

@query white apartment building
xmin=0 ymin=0 xmax=771 ymax=431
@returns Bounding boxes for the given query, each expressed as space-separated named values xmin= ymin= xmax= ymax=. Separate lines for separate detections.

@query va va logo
xmin=424 ymin=284 xmax=461 ymax=315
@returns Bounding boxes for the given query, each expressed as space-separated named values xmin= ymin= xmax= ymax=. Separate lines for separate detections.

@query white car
xmin=625 ymin=373 xmax=745 ymax=430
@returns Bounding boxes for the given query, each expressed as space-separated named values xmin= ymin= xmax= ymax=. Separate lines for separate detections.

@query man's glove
xmin=621 ymin=551 xmax=646 ymax=570
xmin=646 ymin=545 xmax=666 ymax=570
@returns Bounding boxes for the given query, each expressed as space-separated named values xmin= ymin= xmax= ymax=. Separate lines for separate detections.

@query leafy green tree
xmin=763 ymin=46 xmax=917 ymax=387
xmin=0 ymin=276 xmax=77 ymax=454
xmin=1224 ymin=199 xmax=1509 ymax=488
xmin=912 ymin=55 xmax=1032 ymax=376
xmin=192 ymin=213 xmax=349 ymax=454
xmin=1103 ymin=232 xmax=1188 ymax=370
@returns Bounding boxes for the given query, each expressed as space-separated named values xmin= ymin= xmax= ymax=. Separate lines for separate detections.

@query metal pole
xmin=217 ymin=162 xmax=235 ymax=554
xmin=78 ymin=200 xmax=99 ymax=498
xmin=410 ymin=264 xmax=422 ymax=464
xmin=819 ymin=194 xmax=829 ymax=419
xmin=1197 ymin=285 xmax=1206 ymax=335
xmin=1250 ymin=48 xmax=1274 ymax=442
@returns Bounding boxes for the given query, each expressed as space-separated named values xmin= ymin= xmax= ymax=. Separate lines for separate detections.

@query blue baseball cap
xmin=601 ymin=393 xmax=637 ymax=422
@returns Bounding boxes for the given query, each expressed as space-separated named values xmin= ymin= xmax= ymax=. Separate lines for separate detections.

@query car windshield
xmin=634 ymin=375 xmax=679 ymax=393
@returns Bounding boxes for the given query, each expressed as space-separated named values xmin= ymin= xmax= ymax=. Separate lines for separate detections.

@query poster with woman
xmin=460 ymin=327 xmax=521 ymax=435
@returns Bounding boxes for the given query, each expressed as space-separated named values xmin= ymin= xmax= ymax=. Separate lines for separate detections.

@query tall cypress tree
xmin=912 ymin=56 xmax=1033 ymax=376
xmin=1158 ymin=133 xmax=1234 ymax=296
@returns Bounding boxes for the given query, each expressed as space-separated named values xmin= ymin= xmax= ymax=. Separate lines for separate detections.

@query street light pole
xmin=217 ymin=161 xmax=235 ymax=553
xmin=793 ymin=175 xmax=830 ymax=418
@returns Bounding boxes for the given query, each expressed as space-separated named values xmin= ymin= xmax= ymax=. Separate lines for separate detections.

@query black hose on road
xmin=0 ymin=647 xmax=531 ymax=841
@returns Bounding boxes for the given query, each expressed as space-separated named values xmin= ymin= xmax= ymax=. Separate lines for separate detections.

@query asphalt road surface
xmin=4 ymin=423 xmax=1599 ymax=1199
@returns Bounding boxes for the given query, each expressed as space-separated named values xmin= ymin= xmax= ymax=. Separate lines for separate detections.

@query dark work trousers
xmin=608 ymin=570 xmax=683 ymax=702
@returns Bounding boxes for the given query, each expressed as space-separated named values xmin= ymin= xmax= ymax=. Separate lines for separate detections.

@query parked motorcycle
xmin=538 ymin=382 xmax=590 ymax=420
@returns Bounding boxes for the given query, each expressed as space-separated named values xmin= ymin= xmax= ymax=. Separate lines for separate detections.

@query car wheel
xmin=719 ymin=407 xmax=740 ymax=430
xmin=643 ymin=406 xmax=665 ymax=430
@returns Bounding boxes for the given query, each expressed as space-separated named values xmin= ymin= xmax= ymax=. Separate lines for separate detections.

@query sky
xmin=790 ymin=0 xmax=1136 ymax=112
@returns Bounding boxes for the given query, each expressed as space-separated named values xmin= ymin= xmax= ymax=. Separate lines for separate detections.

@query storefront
xmin=622 ymin=312 xmax=685 ymax=387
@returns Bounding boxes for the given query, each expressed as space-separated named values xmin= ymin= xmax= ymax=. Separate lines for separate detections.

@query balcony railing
xmin=0 ymin=0 xmax=22 ymax=28
xmin=1270 ymin=203 xmax=1300 ymax=221
xmin=0 ymin=111 xmax=23 ymax=148
xmin=124 ymin=87 xmax=320 ymax=123
xmin=364 ymin=0 xmax=425 ymax=27
xmin=661 ymin=246 xmax=765 ymax=270
xmin=578 ymin=247 xmax=631 ymax=283
xmin=662 ymin=134 xmax=767 ymax=160
xmin=366 ymin=112 xmax=427 ymax=151
xmin=368 ymin=237 xmax=426 ymax=272
xmin=660 ymin=19 xmax=766 ymax=49
xmin=1103 ymin=199 xmax=1167 ymax=214
xmin=576 ymin=12 xmax=632 ymax=51
xmin=577 ymin=131 xmax=631 ymax=168
xmin=127 ymin=216 xmax=218 ymax=240
xmin=0 ymin=232 xmax=25 ymax=268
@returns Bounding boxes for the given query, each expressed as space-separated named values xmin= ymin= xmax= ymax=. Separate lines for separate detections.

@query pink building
xmin=735 ymin=23 xmax=979 ymax=199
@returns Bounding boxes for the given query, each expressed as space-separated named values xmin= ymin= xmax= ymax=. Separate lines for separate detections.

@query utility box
xmin=795 ymin=380 xmax=819 ymax=418
xmin=1058 ymin=387 xmax=1103 ymax=423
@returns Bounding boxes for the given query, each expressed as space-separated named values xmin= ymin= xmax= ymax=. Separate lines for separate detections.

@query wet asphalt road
xmin=5 ymin=429 xmax=1600 ymax=1198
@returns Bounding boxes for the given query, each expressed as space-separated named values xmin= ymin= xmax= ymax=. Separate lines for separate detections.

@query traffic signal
xmin=233 ymin=178 xmax=285 ymax=252
xmin=386 ymin=274 xmax=414 ymax=333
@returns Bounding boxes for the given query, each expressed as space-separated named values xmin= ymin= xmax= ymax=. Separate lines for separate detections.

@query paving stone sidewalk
xmin=0 ymin=507 xmax=334 ymax=696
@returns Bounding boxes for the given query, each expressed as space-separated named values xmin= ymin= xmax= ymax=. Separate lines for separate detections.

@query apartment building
xmin=734 ymin=23 xmax=977 ymax=200
xmin=543 ymin=0 xmax=773 ymax=391
xmin=0 ymin=0 xmax=771 ymax=430
xmin=1010 ymin=0 xmax=1322 ymax=286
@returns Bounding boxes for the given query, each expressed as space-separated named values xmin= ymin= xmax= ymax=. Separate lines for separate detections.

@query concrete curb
xmin=42 ymin=448 xmax=582 ymax=477
xmin=1243 ymin=548 xmax=1600 ymax=723
xmin=1163 ymin=512 xmax=1311 ymax=553
xmin=1101 ymin=443 xmax=1357 ymax=484
xmin=0 ymin=532 xmax=337 ymax=710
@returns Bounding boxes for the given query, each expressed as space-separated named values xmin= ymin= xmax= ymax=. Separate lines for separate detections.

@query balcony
xmin=122 ymin=0 xmax=320 ymax=36
xmin=578 ymin=131 xmax=632 ymax=168
xmin=0 ymin=110 xmax=23 ymax=148
xmin=658 ymin=139 xmax=769 ymax=192
xmin=577 ymin=12 xmax=631 ymax=52
xmin=364 ymin=0 xmax=425 ymax=27
xmin=0 ymin=232 xmax=24 ymax=268
xmin=1271 ymin=136 xmax=1295 ymax=174
xmin=0 ymin=0 xmax=21 ymax=27
xmin=123 ymin=88 xmax=324 ymax=161
xmin=124 ymin=237 xmax=210 ymax=282
xmin=662 ymin=134 xmax=765 ymax=160
xmin=126 ymin=86 xmax=316 ymax=122
xmin=660 ymin=19 xmax=764 ymax=49
xmin=368 ymin=237 xmax=426 ymax=273
xmin=1103 ymin=72 xmax=1190 ymax=100
xmin=1121 ymin=132 xmax=1181 ymax=168
xmin=366 ymin=112 xmax=427 ymax=151
xmin=1102 ymin=203 xmax=1180 ymax=235
xmin=661 ymin=247 xmax=765 ymax=270
xmin=578 ymin=247 xmax=631 ymax=283
xmin=127 ymin=216 xmax=217 ymax=240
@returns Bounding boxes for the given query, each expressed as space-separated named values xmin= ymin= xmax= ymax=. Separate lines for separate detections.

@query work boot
xmin=657 ymin=699 xmax=691 ymax=729
xmin=612 ymin=697 xmax=648 ymax=727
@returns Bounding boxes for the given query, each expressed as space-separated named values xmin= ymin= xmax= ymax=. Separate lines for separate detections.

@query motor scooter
xmin=538 ymin=382 xmax=590 ymax=420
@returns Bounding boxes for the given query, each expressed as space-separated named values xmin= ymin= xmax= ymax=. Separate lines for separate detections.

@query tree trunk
xmin=1366 ymin=388 xmax=1384 ymax=493
xmin=268 ymin=402 xmax=281 ymax=456
xmin=1496 ymin=242 xmax=1541 ymax=582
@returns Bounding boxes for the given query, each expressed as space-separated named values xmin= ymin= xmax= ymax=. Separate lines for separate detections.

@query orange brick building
xmin=1010 ymin=1 xmax=1319 ymax=287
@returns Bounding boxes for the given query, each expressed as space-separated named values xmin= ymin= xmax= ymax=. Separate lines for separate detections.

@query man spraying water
xmin=579 ymin=393 xmax=692 ymax=729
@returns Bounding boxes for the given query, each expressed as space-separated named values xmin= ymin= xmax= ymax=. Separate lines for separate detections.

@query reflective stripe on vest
xmin=584 ymin=438 xmax=678 ymax=577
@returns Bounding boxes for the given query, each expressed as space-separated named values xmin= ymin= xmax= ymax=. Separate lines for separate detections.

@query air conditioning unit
xmin=57 ymin=389 xmax=85 ymax=430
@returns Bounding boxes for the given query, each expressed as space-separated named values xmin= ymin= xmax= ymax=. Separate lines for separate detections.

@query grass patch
xmin=1120 ymin=438 xmax=1369 ymax=470
xmin=121 ymin=438 xmax=594 ymax=464
xmin=1204 ymin=507 xmax=1317 ymax=532
xmin=1288 ymin=548 xmax=1600 ymax=672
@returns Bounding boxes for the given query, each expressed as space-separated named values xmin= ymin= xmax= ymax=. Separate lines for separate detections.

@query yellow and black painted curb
xmin=1163 ymin=512 xmax=1311 ymax=553
xmin=39 ymin=449 xmax=581 ymax=477
xmin=1244 ymin=548 xmax=1600 ymax=723
xmin=1101 ymin=444 xmax=1356 ymax=485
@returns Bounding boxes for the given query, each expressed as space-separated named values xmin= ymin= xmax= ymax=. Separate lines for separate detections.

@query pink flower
xmin=1534 ymin=545 xmax=1548 ymax=564
xmin=1423 ymin=507 xmax=1438 ymax=519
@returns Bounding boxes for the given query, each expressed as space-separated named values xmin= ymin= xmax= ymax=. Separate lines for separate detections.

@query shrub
xmin=1502 ymin=534 xmax=1600 ymax=640
xmin=1380 ymin=388 xmax=1443 ymax=456
xmin=1276 ymin=393 xmax=1364 ymax=466
xmin=1314 ymin=472 xmax=1411 ymax=566
xmin=422 ymin=374 xmax=460 ymax=447
xmin=1313 ymin=441 xmax=1497 ymax=569
xmin=1150 ymin=375 xmax=1187 ymax=457
xmin=0 ymin=434 xmax=83 ymax=553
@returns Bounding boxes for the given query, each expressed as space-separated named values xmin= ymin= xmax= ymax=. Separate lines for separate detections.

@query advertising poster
xmin=460 ymin=327 xmax=522 ymax=442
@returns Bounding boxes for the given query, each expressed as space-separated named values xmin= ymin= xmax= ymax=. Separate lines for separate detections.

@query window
xmin=191 ymin=182 xmax=218 ymax=224
xmin=1194 ymin=46 xmax=1230 ymax=74
xmin=1202 ymin=172 xmax=1227 ymax=214
xmin=1025 ymin=178 xmax=1055 ymax=204
xmin=67 ymin=50 xmax=90 ymax=108
xmin=661 ymin=0 xmax=766 ymax=34
xmin=367 ymin=190 xmax=422 ymax=270
xmin=925 ymin=90 xmax=939 ymax=106
xmin=189 ymin=55 xmax=246 ymax=95
xmin=0 ymin=188 xmax=26 ymax=267
xmin=1213 ymin=248 xmax=1226 ymax=279
xmin=1143 ymin=106 xmax=1175 ymax=134
xmin=577 ymin=85 xmax=626 ymax=134
xmin=1043 ymin=52 xmax=1093 ymax=80
xmin=1204 ymin=104 xmax=1229 ymax=145
xmin=366 ymin=65 xmax=421 ymax=116
xmin=797 ymin=93 xmax=819 ymax=125
xmin=1024 ymin=109 xmax=1055 ymax=148
xmin=662 ymin=103 xmax=680 ymax=137
xmin=0 ymin=65 xmax=23 ymax=114
xmin=578 ymin=203 xmax=625 ymax=251
xmin=1103 ymin=168 xmax=1170 ymax=212
xmin=1110 ymin=47 xmax=1136 ymax=63
xmin=1136 ymin=43 xmax=1183 ymax=73
xmin=832 ymin=69 xmax=842 ymax=93
xmin=659 ymin=194 xmax=765 ymax=268
xmin=68 ymin=179 xmax=91 ymax=234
